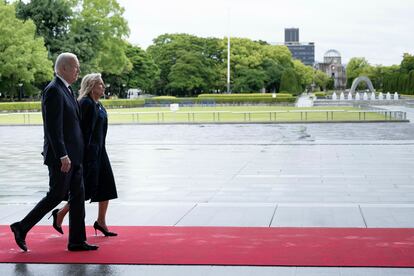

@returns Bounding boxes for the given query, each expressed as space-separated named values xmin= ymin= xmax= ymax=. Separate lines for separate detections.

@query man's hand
xmin=60 ymin=156 xmax=71 ymax=173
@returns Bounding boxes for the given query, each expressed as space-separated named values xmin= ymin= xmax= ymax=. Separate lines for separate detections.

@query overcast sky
xmin=117 ymin=0 xmax=413 ymax=66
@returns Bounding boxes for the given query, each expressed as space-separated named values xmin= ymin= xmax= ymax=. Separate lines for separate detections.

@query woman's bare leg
xmin=97 ymin=200 xmax=109 ymax=230
xmin=57 ymin=203 xmax=70 ymax=227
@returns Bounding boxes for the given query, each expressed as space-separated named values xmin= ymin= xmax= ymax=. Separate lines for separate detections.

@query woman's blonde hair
xmin=77 ymin=73 xmax=102 ymax=100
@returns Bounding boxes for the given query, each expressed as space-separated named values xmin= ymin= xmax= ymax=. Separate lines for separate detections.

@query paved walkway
xmin=1 ymin=112 xmax=414 ymax=275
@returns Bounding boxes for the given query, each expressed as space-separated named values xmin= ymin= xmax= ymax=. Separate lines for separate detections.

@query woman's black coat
xmin=80 ymin=96 xmax=117 ymax=202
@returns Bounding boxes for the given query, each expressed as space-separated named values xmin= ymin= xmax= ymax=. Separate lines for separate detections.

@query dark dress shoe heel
xmin=48 ymin=209 xmax=63 ymax=235
xmin=68 ymin=242 xmax=99 ymax=251
xmin=10 ymin=222 xmax=27 ymax=252
xmin=93 ymin=221 xmax=117 ymax=237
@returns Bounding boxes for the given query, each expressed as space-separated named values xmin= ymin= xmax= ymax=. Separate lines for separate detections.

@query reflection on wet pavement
xmin=1 ymin=123 xmax=414 ymax=205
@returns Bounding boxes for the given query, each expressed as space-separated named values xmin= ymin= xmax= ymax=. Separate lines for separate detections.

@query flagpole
xmin=227 ymin=8 xmax=231 ymax=94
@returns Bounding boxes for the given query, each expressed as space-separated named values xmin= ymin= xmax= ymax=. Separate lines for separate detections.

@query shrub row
xmin=0 ymin=96 xmax=295 ymax=112
xmin=0 ymin=102 xmax=41 ymax=112
xmin=314 ymin=92 xmax=327 ymax=98
xmin=194 ymin=97 xmax=296 ymax=104
xmin=0 ymin=99 xmax=146 ymax=112
xmin=144 ymin=96 xmax=296 ymax=105
xmin=100 ymin=99 xmax=145 ymax=108
xmin=198 ymin=93 xmax=293 ymax=98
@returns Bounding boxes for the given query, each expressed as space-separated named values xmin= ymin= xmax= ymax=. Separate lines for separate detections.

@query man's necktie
xmin=67 ymin=86 xmax=80 ymax=116
xmin=68 ymin=86 xmax=75 ymax=98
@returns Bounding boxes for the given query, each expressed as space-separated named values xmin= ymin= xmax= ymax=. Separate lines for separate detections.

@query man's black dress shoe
xmin=10 ymin=222 xmax=27 ymax=252
xmin=67 ymin=242 xmax=99 ymax=251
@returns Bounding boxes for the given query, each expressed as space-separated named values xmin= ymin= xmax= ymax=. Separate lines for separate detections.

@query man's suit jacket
xmin=41 ymin=77 xmax=84 ymax=166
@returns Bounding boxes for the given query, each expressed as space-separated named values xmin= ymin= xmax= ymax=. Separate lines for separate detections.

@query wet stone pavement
xmin=1 ymin=107 xmax=414 ymax=275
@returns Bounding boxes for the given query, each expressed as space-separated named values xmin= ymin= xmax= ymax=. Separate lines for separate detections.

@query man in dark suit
xmin=10 ymin=53 xmax=98 ymax=252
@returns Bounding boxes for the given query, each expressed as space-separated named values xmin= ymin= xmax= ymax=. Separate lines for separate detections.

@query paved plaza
xmin=1 ymin=105 xmax=414 ymax=275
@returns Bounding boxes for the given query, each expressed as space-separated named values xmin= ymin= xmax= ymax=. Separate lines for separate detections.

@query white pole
xmin=227 ymin=8 xmax=231 ymax=94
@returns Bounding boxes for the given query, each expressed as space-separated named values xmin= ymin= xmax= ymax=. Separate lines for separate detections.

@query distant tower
xmin=284 ymin=28 xmax=315 ymax=66
xmin=285 ymin=28 xmax=299 ymax=43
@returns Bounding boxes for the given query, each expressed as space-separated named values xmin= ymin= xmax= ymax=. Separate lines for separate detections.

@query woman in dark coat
xmin=51 ymin=73 xmax=118 ymax=236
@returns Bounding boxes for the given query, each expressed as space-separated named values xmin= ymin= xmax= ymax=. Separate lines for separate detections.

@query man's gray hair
xmin=54 ymin=53 xmax=78 ymax=73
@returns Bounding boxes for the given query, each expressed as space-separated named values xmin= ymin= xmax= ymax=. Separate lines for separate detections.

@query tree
xmin=224 ymin=38 xmax=293 ymax=93
xmin=148 ymin=34 xmax=222 ymax=95
xmin=15 ymin=0 xmax=76 ymax=60
xmin=259 ymin=45 xmax=292 ymax=92
xmin=293 ymin=59 xmax=313 ymax=90
xmin=70 ymin=0 xmax=131 ymax=75
xmin=13 ymin=0 xmax=132 ymax=81
xmin=124 ymin=44 xmax=159 ymax=93
xmin=313 ymin=70 xmax=330 ymax=91
xmin=262 ymin=59 xmax=283 ymax=92
xmin=408 ymin=71 xmax=414 ymax=94
xmin=346 ymin=57 xmax=369 ymax=88
xmin=381 ymin=65 xmax=400 ymax=92
xmin=279 ymin=69 xmax=301 ymax=94
xmin=233 ymin=68 xmax=267 ymax=92
xmin=0 ymin=2 xmax=53 ymax=99
xmin=101 ymin=43 xmax=160 ymax=98
xmin=401 ymin=53 xmax=414 ymax=73
xmin=167 ymin=51 xmax=215 ymax=96
xmin=359 ymin=65 xmax=385 ymax=91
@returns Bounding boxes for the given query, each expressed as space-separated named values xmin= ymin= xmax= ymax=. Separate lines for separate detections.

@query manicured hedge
xmin=152 ymin=96 xmax=177 ymax=99
xmin=0 ymin=94 xmax=295 ymax=112
xmin=100 ymin=99 xmax=145 ymax=108
xmin=145 ymin=96 xmax=296 ymax=105
xmin=195 ymin=93 xmax=295 ymax=103
xmin=198 ymin=93 xmax=294 ymax=98
xmin=144 ymin=97 xmax=197 ymax=105
xmin=195 ymin=97 xmax=296 ymax=103
xmin=0 ymin=102 xmax=41 ymax=112
xmin=0 ymin=99 xmax=146 ymax=112
xmin=314 ymin=92 xmax=327 ymax=98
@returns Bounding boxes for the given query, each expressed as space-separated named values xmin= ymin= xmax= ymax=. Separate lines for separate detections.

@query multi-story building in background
xmin=284 ymin=28 xmax=315 ymax=66
xmin=285 ymin=28 xmax=299 ymax=43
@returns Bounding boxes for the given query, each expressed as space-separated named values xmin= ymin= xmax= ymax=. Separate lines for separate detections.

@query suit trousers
xmin=20 ymin=164 xmax=86 ymax=245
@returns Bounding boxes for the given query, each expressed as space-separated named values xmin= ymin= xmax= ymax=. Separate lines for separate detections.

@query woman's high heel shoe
xmin=93 ymin=221 xmax=117 ymax=237
xmin=48 ymin=209 xmax=63 ymax=235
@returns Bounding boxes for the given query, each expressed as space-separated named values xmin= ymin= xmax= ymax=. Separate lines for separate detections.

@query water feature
xmin=296 ymin=94 xmax=314 ymax=107
xmin=386 ymin=92 xmax=391 ymax=100
xmin=394 ymin=92 xmax=399 ymax=100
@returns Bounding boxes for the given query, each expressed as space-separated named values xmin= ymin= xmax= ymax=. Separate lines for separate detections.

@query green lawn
xmin=0 ymin=106 xmax=400 ymax=125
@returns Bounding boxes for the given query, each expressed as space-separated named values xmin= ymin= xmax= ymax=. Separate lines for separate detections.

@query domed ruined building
xmin=315 ymin=49 xmax=347 ymax=90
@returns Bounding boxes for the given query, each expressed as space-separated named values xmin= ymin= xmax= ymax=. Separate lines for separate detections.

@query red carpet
xmin=1 ymin=225 xmax=414 ymax=267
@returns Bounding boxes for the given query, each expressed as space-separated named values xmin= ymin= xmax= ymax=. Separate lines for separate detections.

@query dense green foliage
xmin=2 ymin=0 xmax=412 ymax=101
xmin=147 ymin=34 xmax=223 ymax=96
xmin=346 ymin=57 xmax=370 ymax=88
xmin=279 ymin=69 xmax=301 ymax=94
xmin=0 ymin=2 xmax=53 ymax=100
xmin=346 ymin=54 xmax=414 ymax=94
xmin=15 ymin=0 xmax=75 ymax=61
